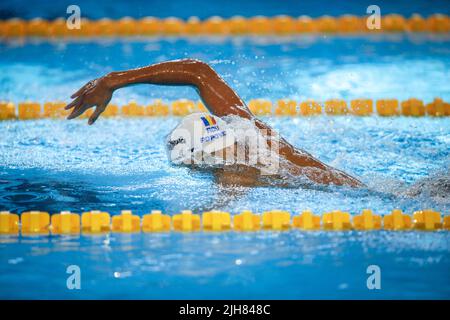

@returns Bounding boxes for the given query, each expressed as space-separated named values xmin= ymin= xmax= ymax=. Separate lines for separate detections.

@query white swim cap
xmin=166 ymin=113 xmax=235 ymax=164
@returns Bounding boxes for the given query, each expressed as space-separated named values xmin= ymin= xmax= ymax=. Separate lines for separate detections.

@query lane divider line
xmin=0 ymin=209 xmax=448 ymax=235
xmin=1 ymin=98 xmax=449 ymax=120
xmin=1 ymin=14 xmax=449 ymax=37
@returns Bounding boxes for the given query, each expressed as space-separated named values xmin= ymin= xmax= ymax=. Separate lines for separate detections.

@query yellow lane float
xmin=233 ymin=210 xmax=261 ymax=231
xmin=426 ymin=98 xmax=449 ymax=116
xmin=376 ymin=99 xmax=399 ymax=116
xmin=322 ymin=210 xmax=352 ymax=231
xmin=172 ymin=210 xmax=201 ymax=232
xmin=248 ymin=99 xmax=272 ymax=116
xmin=142 ymin=210 xmax=171 ymax=232
xmin=353 ymin=209 xmax=382 ymax=230
xmin=202 ymin=210 xmax=231 ymax=231
xmin=350 ymin=99 xmax=373 ymax=116
xmin=43 ymin=101 xmax=67 ymax=118
xmin=146 ymin=99 xmax=169 ymax=116
xmin=275 ymin=99 xmax=297 ymax=116
xmin=325 ymin=99 xmax=348 ymax=115
xmin=172 ymin=99 xmax=197 ymax=116
xmin=81 ymin=210 xmax=111 ymax=233
xmin=121 ymin=101 xmax=144 ymax=117
xmin=292 ymin=210 xmax=321 ymax=230
xmin=401 ymin=98 xmax=425 ymax=116
xmin=0 ymin=211 xmax=19 ymax=235
xmin=18 ymin=102 xmax=41 ymax=120
xmin=383 ymin=209 xmax=412 ymax=230
xmin=21 ymin=211 xmax=50 ymax=235
xmin=51 ymin=211 xmax=80 ymax=234
xmin=262 ymin=210 xmax=291 ymax=231
xmin=412 ymin=209 xmax=442 ymax=231
xmin=444 ymin=216 xmax=450 ymax=230
xmin=299 ymin=100 xmax=322 ymax=116
xmin=0 ymin=101 xmax=16 ymax=120
xmin=112 ymin=210 xmax=141 ymax=232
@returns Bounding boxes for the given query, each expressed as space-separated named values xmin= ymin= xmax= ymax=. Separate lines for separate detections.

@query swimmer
xmin=65 ymin=59 xmax=363 ymax=187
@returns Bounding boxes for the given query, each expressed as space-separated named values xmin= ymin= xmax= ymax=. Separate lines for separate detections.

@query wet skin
xmin=65 ymin=59 xmax=363 ymax=187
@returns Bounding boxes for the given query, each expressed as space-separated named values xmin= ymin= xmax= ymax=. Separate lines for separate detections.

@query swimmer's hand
xmin=65 ymin=77 xmax=113 ymax=125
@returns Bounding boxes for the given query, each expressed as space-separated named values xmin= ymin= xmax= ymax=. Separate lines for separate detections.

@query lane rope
xmin=1 ymin=209 xmax=448 ymax=235
xmin=1 ymin=14 xmax=449 ymax=37
xmin=1 ymin=98 xmax=449 ymax=120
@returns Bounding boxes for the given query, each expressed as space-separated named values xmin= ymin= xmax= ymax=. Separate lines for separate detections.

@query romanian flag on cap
xmin=200 ymin=115 xmax=217 ymax=127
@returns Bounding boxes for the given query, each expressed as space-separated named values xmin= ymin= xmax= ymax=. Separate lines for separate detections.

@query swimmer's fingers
xmin=88 ymin=103 xmax=107 ymax=125
xmin=67 ymin=103 xmax=91 ymax=120
xmin=71 ymin=79 xmax=97 ymax=98
xmin=64 ymin=96 xmax=83 ymax=110
xmin=70 ymin=85 xmax=88 ymax=99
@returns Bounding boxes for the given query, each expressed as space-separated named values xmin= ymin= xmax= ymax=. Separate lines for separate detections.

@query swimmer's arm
xmin=213 ymin=167 xmax=261 ymax=187
xmin=105 ymin=59 xmax=253 ymax=119
xmin=65 ymin=59 xmax=253 ymax=124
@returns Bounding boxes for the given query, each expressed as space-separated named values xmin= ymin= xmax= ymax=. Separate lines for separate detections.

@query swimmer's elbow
xmin=175 ymin=59 xmax=218 ymax=86
xmin=180 ymin=58 xmax=210 ymax=68
xmin=181 ymin=59 xmax=216 ymax=75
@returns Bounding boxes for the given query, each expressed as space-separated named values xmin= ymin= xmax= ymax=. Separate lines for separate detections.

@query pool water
xmin=0 ymin=35 xmax=449 ymax=299
xmin=1 ymin=230 xmax=449 ymax=299
xmin=1 ymin=0 xmax=449 ymax=20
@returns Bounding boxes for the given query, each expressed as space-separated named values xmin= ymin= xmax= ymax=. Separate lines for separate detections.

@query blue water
xmin=1 ymin=0 xmax=449 ymax=20
xmin=1 ymin=35 xmax=450 ymax=103
xmin=0 ymin=35 xmax=450 ymax=299
xmin=1 ymin=231 xmax=449 ymax=299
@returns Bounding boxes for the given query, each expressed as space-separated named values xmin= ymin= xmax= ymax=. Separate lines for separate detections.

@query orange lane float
xmin=1 ymin=14 xmax=449 ymax=37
